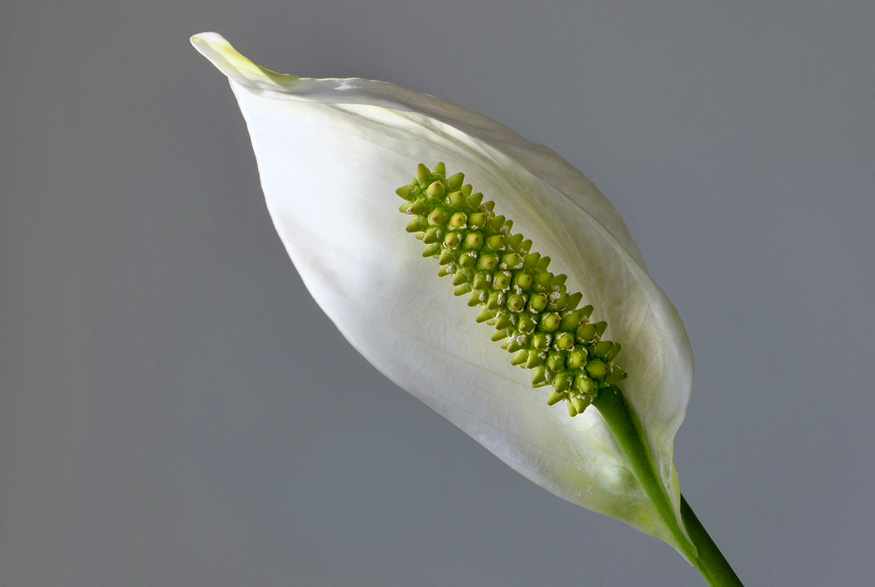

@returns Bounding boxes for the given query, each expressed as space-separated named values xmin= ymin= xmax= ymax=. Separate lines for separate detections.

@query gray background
xmin=2 ymin=1 xmax=873 ymax=585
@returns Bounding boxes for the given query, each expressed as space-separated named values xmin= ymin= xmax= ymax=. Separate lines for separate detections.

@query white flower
xmin=192 ymin=32 xmax=694 ymax=551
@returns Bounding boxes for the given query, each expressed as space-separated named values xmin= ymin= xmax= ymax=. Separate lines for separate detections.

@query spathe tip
xmin=190 ymin=32 xmax=295 ymax=91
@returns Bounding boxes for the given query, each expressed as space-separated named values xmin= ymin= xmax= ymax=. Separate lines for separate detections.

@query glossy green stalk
xmin=680 ymin=495 xmax=745 ymax=587
xmin=594 ymin=388 xmax=743 ymax=586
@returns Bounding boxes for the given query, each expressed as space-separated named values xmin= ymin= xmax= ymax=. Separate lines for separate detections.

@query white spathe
xmin=192 ymin=32 xmax=694 ymax=548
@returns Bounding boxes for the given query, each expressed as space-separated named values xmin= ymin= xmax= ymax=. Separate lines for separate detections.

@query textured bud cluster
xmin=397 ymin=163 xmax=627 ymax=417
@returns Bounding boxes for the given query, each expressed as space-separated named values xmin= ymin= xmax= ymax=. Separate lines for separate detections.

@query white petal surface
xmin=192 ymin=32 xmax=694 ymax=546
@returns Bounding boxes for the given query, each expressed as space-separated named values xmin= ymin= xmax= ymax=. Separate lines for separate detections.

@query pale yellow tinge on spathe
xmin=190 ymin=32 xmax=299 ymax=92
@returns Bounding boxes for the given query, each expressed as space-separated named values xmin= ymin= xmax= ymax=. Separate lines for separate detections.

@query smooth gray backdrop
xmin=3 ymin=1 xmax=873 ymax=585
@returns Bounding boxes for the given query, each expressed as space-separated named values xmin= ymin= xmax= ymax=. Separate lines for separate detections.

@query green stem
xmin=680 ymin=495 xmax=744 ymax=587
xmin=593 ymin=386 xmax=743 ymax=587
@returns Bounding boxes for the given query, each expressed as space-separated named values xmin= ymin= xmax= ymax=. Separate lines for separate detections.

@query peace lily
xmin=192 ymin=32 xmax=742 ymax=586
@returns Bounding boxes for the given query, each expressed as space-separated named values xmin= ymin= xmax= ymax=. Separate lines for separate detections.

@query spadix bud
xmin=398 ymin=164 xmax=640 ymax=421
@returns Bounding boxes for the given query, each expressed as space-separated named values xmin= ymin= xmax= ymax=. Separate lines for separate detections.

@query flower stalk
xmin=594 ymin=388 xmax=743 ymax=586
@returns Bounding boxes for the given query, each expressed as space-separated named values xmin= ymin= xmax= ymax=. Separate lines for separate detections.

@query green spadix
xmin=398 ymin=162 xmax=627 ymax=418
